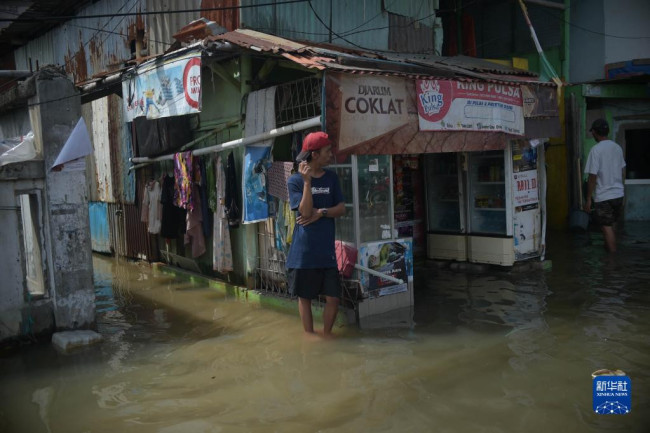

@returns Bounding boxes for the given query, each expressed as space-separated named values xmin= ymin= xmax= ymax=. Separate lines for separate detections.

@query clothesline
xmin=128 ymin=116 xmax=321 ymax=172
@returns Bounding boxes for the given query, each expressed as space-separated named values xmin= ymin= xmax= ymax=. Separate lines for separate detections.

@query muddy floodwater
xmin=1 ymin=223 xmax=649 ymax=432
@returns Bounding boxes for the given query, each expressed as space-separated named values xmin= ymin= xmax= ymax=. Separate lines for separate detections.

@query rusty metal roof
xmin=204 ymin=29 xmax=553 ymax=86
xmin=209 ymin=29 xmax=310 ymax=53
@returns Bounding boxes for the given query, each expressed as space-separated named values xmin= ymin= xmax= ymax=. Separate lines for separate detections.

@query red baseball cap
xmin=296 ymin=131 xmax=332 ymax=162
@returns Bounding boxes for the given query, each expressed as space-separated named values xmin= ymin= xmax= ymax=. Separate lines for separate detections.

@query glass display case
xmin=357 ymin=155 xmax=392 ymax=243
xmin=467 ymin=151 xmax=507 ymax=235
xmin=424 ymin=153 xmax=463 ymax=233
xmin=332 ymin=162 xmax=355 ymax=244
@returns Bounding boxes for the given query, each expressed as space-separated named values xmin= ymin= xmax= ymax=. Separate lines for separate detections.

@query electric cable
xmin=0 ymin=0 xmax=312 ymax=23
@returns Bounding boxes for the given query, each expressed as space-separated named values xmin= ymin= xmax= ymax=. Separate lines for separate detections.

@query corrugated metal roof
xmin=146 ymin=0 xmax=201 ymax=56
xmin=205 ymin=29 xmax=554 ymax=86
xmin=215 ymin=28 xmax=309 ymax=52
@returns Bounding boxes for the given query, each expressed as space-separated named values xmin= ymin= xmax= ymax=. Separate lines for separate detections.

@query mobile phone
xmin=297 ymin=152 xmax=312 ymax=163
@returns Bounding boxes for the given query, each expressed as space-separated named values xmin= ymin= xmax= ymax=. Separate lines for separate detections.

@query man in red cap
xmin=286 ymin=131 xmax=346 ymax=337
xmin=584 ymin=118 xmax=626 ymax=252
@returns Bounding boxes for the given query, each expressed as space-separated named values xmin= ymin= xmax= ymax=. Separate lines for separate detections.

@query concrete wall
xmin=1 ymin=69 xmax=97 ymax=343
xmin=31 ymin=69 xmax=96 ymax=331
xmin=0 ymin=175 xmax=54 ymax=340
xmin=570 ymin=0 xmax=650 ymax=83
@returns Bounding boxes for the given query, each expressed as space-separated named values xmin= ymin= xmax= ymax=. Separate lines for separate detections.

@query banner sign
xmin=122 ymin=52 xmax=201 ymax=121
xmin=326 ymin=73 xmax=409 ymax=154
xmin=416 ymin=80 xmax=525 ymax=135
xmin=513 ymin=169 xmax=539 ymax=207
xmin=325 ymin=73 xmax=512 ymax=161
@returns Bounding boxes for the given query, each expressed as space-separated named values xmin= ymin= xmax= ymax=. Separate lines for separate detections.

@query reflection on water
xmin=1 ymin=223 xmax=649 ymax=432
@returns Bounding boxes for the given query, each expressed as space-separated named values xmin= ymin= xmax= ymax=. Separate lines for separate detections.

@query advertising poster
xmin=512 ymin=169 xmax=539 ymax=206
xmin=416 ymin=79 xmax=525 ymax=135
xmin=242 ymin=145 xmax=271 ymax=224
xmin=325 ymin=74 xmax=511 ymax=160
xmin=358 ymin=239 xmax=413 ymax=297
xmin=122 ymin=52 xmax=202 ymax=121
xmin=325 ymin=73 xmax=409 ymax=160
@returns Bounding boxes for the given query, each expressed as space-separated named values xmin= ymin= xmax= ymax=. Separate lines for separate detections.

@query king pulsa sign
xmin=416 ymin=79 xmax=525 ymax=135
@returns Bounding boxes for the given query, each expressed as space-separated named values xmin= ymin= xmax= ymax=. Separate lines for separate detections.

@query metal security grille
xmin=255 ymin=220 xmax=289 ymax=296
xmin=275 ymin=76 xmax=322 ymax=127
xmin=255 ymin=220 xmax=362 ymax=311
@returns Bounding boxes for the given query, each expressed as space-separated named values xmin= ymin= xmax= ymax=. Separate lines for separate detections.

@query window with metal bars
xmin=275 ymin=76 xmax=322 ymax=127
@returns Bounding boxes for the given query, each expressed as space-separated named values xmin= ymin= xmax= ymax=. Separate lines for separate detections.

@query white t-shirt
xmin=584 ymin=139 xmax=626 ymax=202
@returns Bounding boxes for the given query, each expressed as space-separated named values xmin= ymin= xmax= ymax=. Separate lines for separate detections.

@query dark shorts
xmin=287 ymin=268 xmax=341 ymax=300
xmin=594 ymin=197 xmax=624 ymax=226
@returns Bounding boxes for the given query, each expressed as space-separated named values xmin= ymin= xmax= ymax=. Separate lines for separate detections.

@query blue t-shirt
xmin=286 ymin=169 xmax=344 ymax=269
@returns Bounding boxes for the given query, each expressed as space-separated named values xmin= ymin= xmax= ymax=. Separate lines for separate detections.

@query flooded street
xmin=1 ymin=223 xmax=649 ymax=433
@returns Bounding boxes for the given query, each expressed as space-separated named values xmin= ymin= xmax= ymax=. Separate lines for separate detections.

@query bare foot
xmin=303 ymin=331 xmax=321 ymax=342
xmin=316 ymin=330 xmax=335 ymax=340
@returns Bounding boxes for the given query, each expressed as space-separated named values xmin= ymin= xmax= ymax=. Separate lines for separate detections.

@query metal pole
xmin=129 ymin=115 xmax=321 ymax=168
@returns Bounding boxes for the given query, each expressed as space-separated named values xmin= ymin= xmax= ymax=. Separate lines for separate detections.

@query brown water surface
xmin=1 ymin=223 xmax=649 ymax=432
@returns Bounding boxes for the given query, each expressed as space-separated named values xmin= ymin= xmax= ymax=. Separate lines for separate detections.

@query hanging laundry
xmin=142 ymin=180 xmax=162 ymax=234
xmin=242 ymin=86 xmax=276 ymax=224
xmin=213 ymin=155 xmax=233 ymax=273
xmin=160 ymin=174 xmax=186 ymax=239
xmin=185 ymin=183 xmax=206 ymax=258
xmin=174 ymin=151 xmax=193 ymax=210
xmin=267 ymin=161 xmax=293 ymax=201
xmin=284 ymin=200 xmax=296 ymax=245
xmin=140 ymin=183 xmax=150 ymax=223
xmin=198 ymin=158 xmax=212 ymax=238
xmin=225 ymin=151 xmax=241 ymax=228
xmin=205 ymin=155 xmax=218 ymax=213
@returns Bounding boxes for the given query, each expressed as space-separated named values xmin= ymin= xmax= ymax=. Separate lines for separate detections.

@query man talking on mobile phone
xmin=286 ymin=131 xmax=346 ymax=338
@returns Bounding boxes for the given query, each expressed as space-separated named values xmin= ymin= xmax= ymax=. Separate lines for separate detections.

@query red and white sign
xmin=416 ymin=80 xmax=525 ymax=135
xmin=183 ymin=57 xmax=201 ymax=109
xmin=513 ymin=169 xmax=538 ymax=206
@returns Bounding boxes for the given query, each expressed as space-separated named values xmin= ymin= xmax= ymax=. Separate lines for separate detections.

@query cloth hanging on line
xmin=267 ymin=161 xmax=293 ymax=202
xmin=205 ymin=155 xmax=218 ymax=213
xmin=242 ymin=86 xmax=276 ymax=224
xmin=213 ymin=155 xmax=233 ymax=273
xmin=185 ymin=183 xmax=206 ymax=258
xmin=225 ymin=151 xmax=241 ymax=228
xmin=198 ymin=158 xmax=212 ymax=238
xmin=160 ymin=174 xmax=187 ymax=239
xmin=141 ymin=180 xmax=162 ymax=234
xmin=174 ymin=151 xmax=193 ymax=210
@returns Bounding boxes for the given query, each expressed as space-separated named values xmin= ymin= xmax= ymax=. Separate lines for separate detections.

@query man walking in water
xmin=584 ymin=118 xmax=626 ymax=252
xmin=286 ymin=132 xmax=345 ymax=337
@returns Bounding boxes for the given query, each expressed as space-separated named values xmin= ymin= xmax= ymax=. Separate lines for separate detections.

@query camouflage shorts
xmin=594 ymin=197 xmax=624 ymax=226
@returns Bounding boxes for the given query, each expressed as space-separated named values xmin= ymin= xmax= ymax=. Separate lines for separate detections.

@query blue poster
xmin=242 ymin=145 xmax=272 ymax=224
xmin=122 ymin=52 xmax=201 ymax=121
